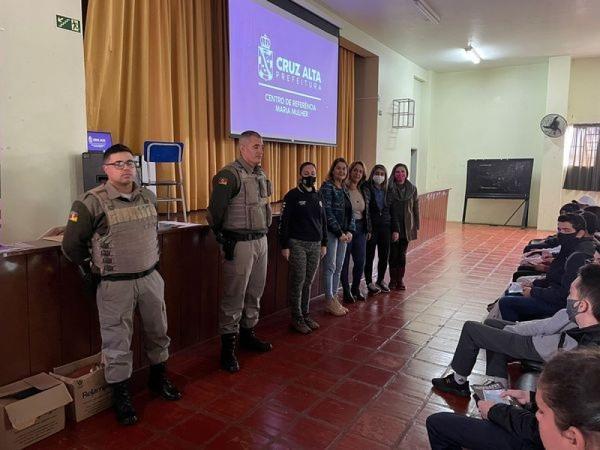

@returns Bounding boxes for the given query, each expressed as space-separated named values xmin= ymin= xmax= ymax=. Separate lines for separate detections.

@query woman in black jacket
xmin=388 ymin=163 xmax=419 ymax=290
xmin=279 ymin=162 xmax=328 ymax=334
xmin=364 ymin=164 xmax=391 ymax=294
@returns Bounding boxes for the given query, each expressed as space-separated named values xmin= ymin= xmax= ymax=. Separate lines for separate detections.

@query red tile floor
xmin=31 ymin=223 xmax=547 ymax=449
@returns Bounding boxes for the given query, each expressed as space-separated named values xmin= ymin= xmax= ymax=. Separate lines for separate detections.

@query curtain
xmin=84 ymin=0 xmax=355 ymax=210
xmin=563 ymin=124 xmax=600 ymax=191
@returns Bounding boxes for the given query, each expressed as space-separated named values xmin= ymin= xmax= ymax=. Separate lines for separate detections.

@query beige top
xmin=348 ymin=187 xmax=365 ymax=220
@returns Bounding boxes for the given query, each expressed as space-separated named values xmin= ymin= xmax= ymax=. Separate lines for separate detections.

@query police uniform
xmin=62 ymin=181 xmax=169 ymax=384
xmin=208 ymin=157 xmax=273 ymax=371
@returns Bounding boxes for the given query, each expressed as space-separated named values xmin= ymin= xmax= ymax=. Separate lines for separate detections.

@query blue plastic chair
xmin=142 ymin=141 xmax=187 ymax=222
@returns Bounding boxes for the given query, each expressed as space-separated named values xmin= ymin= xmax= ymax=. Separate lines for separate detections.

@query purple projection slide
xmin=228 ymin=0 xmax=339 ymax=145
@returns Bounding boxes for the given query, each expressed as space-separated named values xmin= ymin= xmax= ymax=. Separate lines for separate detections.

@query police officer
xmin=208 ymin=130 xmax=273 ymax=372
xmin=62 ymin=144 xmax=181 ymax=426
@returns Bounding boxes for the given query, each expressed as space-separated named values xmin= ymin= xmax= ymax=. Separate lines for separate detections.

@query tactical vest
xmin=222 ymin=161 xmax=272 ymax=232
xmin=89 ymin=186 xmax=159 ymax=275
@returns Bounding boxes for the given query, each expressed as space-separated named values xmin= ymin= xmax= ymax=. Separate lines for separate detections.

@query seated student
xmin=523 ymin=203 xmax=581 ymax=253
xmin=583 ymin=206 xmax=600 ymax=246
xmin=426 ymin=347 xmax=600 ymax=450
xmin=498 ymin=213 xmax=595 ymax=322
xmin=535 ymin=347 xmax=600 ymax=450
xmin=432 ymin=263 xmax=600 ymax=396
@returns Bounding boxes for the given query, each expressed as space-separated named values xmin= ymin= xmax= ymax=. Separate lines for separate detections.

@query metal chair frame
xmin=142 ymin=141 xmax=187 ymax=222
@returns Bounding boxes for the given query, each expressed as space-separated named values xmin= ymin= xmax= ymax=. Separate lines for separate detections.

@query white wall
xmin=568 ymin=57 xmax=600 ymax=124
xmin=561 ymin=57 xmax=600 ymax=207
xmin=427 ymin=63 xmax=548 ymax=226
xmin=0 ymin=0 xmax=87 ymax=242
xmin=298 ymin=0 xmax=432 ymax=191
xmin=537 ymin=56 xmax=571 ymax=231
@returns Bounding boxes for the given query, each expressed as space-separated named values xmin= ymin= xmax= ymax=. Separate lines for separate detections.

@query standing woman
xmin=388 ymin=163 xmax=419 ymax=290
xmin=279 ymin=162 xmax=328 ymax=334
xmin=340 ymin=161 xmax=371 ymax=302
xmin=321 ymin=157 xmax=355 ymax=316
xmin=364 ymin=165 xmax=391 ymax=294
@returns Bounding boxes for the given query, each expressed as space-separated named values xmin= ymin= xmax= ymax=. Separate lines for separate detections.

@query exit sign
xmin=56 ymin=14 xmax=81 ymax=33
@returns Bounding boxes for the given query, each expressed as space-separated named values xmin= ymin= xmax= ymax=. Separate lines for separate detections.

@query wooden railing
xmin=0 ymin=189 xmax=449 ymax=385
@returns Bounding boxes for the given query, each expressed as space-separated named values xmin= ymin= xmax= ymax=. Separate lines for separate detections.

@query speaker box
xmin=82 ymin=152 xmax=107 ymax=191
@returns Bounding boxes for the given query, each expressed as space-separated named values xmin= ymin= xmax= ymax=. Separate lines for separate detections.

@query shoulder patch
xmin=218 ymin=177 xmax=229 ymax=186
xmin=68 ymin=211 xmax=79 ymax=223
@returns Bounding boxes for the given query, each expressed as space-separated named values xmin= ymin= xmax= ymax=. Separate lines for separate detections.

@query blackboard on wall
xmin=463 ymin=158 xmax=534 ymax=227
xmin=466 ymin=158 xmax=534 ymax=199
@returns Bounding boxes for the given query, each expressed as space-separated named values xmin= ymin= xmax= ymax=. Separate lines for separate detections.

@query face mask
xmin=566 ymin=298 xmax=582 ymax=322
xmin=372 ymin=175 xmax=385 ymax=185
xmin=557 ymin=232 xmax=579 ymax=249
xmin=301 ymin=176 xmax=316 ymax=188
xmin=394 ymin=171 xmax=407 ymax=183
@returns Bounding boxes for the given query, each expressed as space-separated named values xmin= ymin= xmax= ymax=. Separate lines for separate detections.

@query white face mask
xmin=373 ymin=175 xmax=385 ymax=185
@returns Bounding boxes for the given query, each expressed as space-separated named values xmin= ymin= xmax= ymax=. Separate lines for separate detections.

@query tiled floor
xmin=31 ymin=223 xmax=547 ymax=449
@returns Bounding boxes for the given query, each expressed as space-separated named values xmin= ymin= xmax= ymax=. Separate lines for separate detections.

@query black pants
xmin=426 ymin=412 xmax=524 ymax=450
xmin=389 ymin=237 xmax=409 ymax=269
xmin=450 ymin=320 xmax=543 ymax=379
xmin=364 ymin=222 xmax=391 ymax=284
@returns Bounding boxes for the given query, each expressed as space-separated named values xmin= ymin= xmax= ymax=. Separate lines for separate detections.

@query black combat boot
xmin=221 ymin=333 xmax=240 ymax=373
xmin=149 ymin=362 xmax=182 ymax=401
xmin=239 ymin=327 xmax=272 ymax=352
xmin=111 ymin=380 xmax=138 ymax=426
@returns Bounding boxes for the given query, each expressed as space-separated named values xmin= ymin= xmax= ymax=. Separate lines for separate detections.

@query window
xmin=563 ymin=124 xmax=600 ymax=191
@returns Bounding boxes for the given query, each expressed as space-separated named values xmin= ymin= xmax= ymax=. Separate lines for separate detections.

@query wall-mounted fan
xmin=540 ymin=114 xmax=567 ymax=138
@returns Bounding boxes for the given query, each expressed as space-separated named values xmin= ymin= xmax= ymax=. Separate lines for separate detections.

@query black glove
xmin=215 ymin=232 xmax=236 ymax=261
xmin=77 ymin=262 xmax=100 ymax=295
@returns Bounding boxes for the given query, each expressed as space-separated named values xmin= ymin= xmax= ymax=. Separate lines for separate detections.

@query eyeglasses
xmin=104 ymin=160 xmax=139 ymax=170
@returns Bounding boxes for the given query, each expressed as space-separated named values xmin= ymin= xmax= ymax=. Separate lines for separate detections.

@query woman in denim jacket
xmin=320 ymin=157 xmax=355 ymax=316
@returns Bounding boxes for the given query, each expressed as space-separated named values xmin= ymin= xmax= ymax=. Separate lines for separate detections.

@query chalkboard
xmin=466 ymin=158 xmax=534 ymax=199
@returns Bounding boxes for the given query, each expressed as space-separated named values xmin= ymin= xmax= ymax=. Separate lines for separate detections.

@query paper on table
xmin=0 ymin=242 xmax=34 ymax=255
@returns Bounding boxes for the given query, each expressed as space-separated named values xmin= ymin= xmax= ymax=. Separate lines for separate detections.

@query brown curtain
xmin=84 ymin=0 xmax=355 ymax=210
xmin=563 ymin=124 xmax=600 ymax=191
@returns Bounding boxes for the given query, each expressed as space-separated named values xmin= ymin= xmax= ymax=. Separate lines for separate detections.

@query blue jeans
xmin=341 ymin=219 xmax=367 ymax=292
xmin=323 ymin=231 xmax=347 ymax=300
xmin=498 ymin=294 xmax=563 ymax=322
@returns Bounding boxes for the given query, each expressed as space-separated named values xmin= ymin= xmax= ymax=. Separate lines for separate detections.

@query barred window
xmin=563 ymin=124 xmax=600 ymax=191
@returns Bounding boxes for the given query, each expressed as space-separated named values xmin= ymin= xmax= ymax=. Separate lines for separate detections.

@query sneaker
xmin=291 ymin=318 xmax=312 ymax=334
xmin=431 ymin=373 xmax=471 ymax=398
xmin=303 ymin=316 xmax=320 ymax=330
xmin=326 ymin=299 xmax=346 ymax=316
xmin=376 ymin=281 xmax=390 ymax=293
xmin=367 ymin=282 xmax=381 ymax=294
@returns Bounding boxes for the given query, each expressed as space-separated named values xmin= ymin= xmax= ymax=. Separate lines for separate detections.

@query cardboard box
xmin=51 ymin=353 xmax=112 ymax=422
xmin=0 ymin=373 xmax=72 ymax=450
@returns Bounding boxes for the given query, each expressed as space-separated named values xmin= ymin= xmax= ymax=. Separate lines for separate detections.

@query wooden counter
xmin=0 ymin=189 xmax=448 ymax=385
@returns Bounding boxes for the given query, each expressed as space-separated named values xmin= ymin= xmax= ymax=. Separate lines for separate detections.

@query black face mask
xmin=558 ymin=232 xmax=579 ymax=250
xmin=301 ymin=176 xmax=316 ymax=188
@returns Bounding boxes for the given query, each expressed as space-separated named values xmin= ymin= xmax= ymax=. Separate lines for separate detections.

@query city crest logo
xmin=258 ymin=34 xmax=273 ymax=82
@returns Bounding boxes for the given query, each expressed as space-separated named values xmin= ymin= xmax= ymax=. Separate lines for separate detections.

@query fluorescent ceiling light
xmin=412 ymin=0 xmax=440 ymax=24
xmin=464 ymin=45 xmax=481 ymax=64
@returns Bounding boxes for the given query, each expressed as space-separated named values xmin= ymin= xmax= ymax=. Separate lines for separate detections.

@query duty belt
xmin=101 ymin=264 xmax=158 ymax=281
xmin=223 ymin=231 xmax=266 ymax=241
